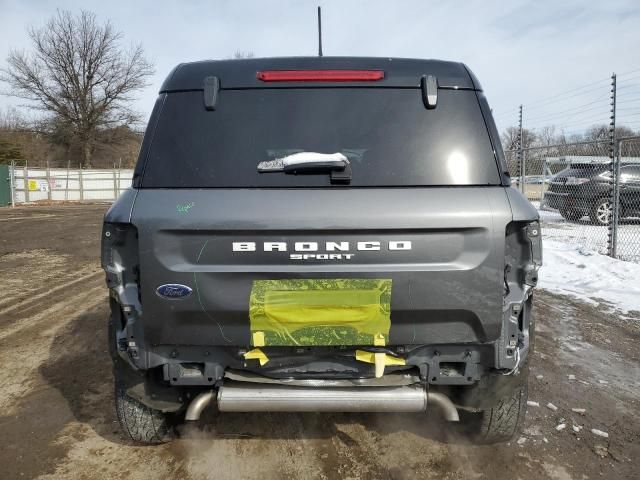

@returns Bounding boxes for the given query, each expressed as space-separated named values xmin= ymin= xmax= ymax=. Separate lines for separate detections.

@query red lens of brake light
xmin=257 ymin=70 xmax=385 ymax=82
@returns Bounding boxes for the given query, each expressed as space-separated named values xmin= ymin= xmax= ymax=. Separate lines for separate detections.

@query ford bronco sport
xmin=102 ymin=57 xmax=541 ymax=444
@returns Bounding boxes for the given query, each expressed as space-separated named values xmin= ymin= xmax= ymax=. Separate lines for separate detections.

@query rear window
xmin=139 ymin=88 xmax=500 ymax=188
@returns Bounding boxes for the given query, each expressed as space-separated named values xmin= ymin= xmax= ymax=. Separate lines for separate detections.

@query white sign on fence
xmin=10 ymin=166 xmax=134 ymax=203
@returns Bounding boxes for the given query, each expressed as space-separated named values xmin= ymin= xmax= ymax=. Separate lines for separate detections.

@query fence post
xmin=118 ymin=158 xmax=122 ymax=195
xmin=113 ymin=168 xmax=118 ymax=199
xmin=46 ymin=161 xmax=52 ymax=201
xmin=10 ymin=159 xmax=15 ymax=208
xmin=517 ymin=105 xmax=524 ymax=192
xmin=522 ymin=150 xmax=527 ymax=195
xmin=607 ymin=73 xmax=618 ymax=258
xmin=611 ymin=140 xmax=622 ymax=258
xmin=65 ymin=160 xmax=70 ymax=200
xmin=23 ymin=163 xmax=29 ymax=203
xmin=540 ymin=159 xmax=547 ymax=205
xmin=79 ymin=166 xmax=84 ymax=201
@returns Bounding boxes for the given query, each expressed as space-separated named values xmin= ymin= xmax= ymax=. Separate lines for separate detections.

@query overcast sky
xmin=1 ymin=0 xmax=639 ymax=134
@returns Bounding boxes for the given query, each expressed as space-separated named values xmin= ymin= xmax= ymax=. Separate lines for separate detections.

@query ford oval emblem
xmin=156 ymin=284 xmax=193 ymax=299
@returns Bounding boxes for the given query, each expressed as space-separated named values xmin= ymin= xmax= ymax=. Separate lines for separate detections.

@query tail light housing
xmin=101 ymin=223 xmax=139 ymax=290
xmin=504 ymin=220 xmax=543 ymax=290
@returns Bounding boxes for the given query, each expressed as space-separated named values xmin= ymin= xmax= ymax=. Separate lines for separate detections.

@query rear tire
xmin=590 ymin=198 xmax=613 ymax=226
xmin=460 ymin=383 xmax=528 ymax=444
xmin=110 ymin=312 xmax=173 ymax=444
xmin=115 ymin=383 xmax=172 ymax=444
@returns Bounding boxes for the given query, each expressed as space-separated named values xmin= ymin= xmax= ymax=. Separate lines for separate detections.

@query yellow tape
xmin=355 ymin=350 xmax=406 ymax=378
xmin=249 ymin=279 xmax=392 ymax=346
xmin=244 ymin=348 xmax=269 ymax=366
xmin=252 ymin=331 xmax=265 ymax=347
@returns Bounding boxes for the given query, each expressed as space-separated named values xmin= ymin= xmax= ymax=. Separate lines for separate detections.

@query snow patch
xmin=539 ymin=240 xmax=640 ymax=314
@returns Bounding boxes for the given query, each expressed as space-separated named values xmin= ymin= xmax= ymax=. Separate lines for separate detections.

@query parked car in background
xmin=543 ymin=163 xmax=640 ymax=225
xmin=523 ymin=175 xmax=550 ymax=185
xmin=510 ymin=175 xmax=550 ymax=186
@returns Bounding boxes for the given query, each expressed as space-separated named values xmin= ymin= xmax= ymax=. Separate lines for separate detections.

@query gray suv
xmin=102 ymin=57 xmax=541 ymax=444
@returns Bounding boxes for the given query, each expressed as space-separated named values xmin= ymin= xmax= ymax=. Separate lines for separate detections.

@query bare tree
xmin=232 ymin=51 xmax=255 ymax=59
xmin=0 ymin=10 xmax=154 ymax=167
xmin=584 ymin=124 xmax=636 ymax=141
xmin=501 ymin=126 xmax=537 ymax=151
xmin=536 ymin=125 xmax=564 ymax=146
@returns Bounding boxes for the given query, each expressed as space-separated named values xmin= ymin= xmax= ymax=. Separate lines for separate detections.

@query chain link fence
xmin=614 ymin=138 xmax=640 ymax=261
xmin=506 ymin=136 xmax=640 ymax=263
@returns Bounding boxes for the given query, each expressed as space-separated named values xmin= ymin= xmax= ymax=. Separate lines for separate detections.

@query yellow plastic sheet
xmin=249 ymin=279 xmax=392 ymax=346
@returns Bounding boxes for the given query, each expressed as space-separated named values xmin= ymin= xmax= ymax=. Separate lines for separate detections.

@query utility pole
xmin=608 ymin=73 xmax=619 ymax=258
xmin=517 ymin=105 xmax=524 ymax=192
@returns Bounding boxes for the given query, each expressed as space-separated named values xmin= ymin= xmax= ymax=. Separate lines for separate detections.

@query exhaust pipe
xmin=426 ymin=391 xmax=460 ymax=422
xmin=185 ymin=390 xmax=215 ymax=421
xmin=185 ymin=383 xmax=458 ymax=421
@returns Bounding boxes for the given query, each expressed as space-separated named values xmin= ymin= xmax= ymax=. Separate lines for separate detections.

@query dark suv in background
xmin=102 ymin=57 xmax=541 ymax=445
xmin=544 ymin=163 xmax=640 ymax=225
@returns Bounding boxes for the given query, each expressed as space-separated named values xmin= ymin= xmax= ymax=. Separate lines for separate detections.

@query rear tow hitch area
xmin=184 ymin=383 xmax=459 ymax=422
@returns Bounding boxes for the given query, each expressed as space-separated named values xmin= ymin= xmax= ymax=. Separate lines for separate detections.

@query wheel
xmin=559 ymin=208 xmax=583 ymax=221
xmin=458 ymin=383 xmax=528 ymax=444
xmin=115 ymin=382 xmax=172 ymax=444
xmin=589 ymin=198 xmax=614 ymax=226
xmin=110 ymin=312 xmax=173 ymax=444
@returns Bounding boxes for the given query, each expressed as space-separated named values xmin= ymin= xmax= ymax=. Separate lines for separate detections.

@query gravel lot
xmin=0 ymin=204 xmax=638 ymax=480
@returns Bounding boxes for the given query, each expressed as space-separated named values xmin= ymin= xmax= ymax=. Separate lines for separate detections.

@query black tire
xmin=115 ymin=383 xmax=172 ymax=444
xmin=559 ymin=208 xmax=583 ymax=222
xmin=110 ymin=312 xmax=173 ymax=444
xmin=460 ymin=383 xmax=528 ymax=444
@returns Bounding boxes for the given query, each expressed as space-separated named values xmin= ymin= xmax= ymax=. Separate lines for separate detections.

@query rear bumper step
xmin=185 ymin=383 xmax=459 ymax=421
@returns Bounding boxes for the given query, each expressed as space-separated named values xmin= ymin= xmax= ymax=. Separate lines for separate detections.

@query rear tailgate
xmin=132 ymin=187 xmax=511 ymax=347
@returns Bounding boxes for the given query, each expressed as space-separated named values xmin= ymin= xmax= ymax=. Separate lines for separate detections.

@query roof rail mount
xmin=421 ymin=75 xmax=438 ymax=109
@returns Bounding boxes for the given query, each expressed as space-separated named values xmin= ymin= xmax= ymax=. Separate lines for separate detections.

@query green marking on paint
xmin=177 ymin=202 xmax=195 ymax=213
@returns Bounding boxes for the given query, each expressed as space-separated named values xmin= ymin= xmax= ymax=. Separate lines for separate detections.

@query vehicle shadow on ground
xmin=185 ymin=409 xmax=470 ymax=444
xmin=39 ymin=304 xmax=129 ymax=445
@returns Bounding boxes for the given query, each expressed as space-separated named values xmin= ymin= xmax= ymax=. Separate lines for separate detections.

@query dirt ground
xmin=0 ymin=204 xmax=638 ymax=480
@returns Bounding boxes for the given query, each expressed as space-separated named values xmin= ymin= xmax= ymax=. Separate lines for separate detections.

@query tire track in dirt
xmin=0 ymin=280 xmax=105 ymax=414
xmin=1 ymin=301 xmax=185 ymax=480
xmin=0 ymin=249 xmax=99 ymax=313
xmin=0 ymin=269 xmax=102 ymax=318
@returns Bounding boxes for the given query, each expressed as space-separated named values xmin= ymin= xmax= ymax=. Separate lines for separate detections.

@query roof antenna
xmin=317 ymin=6 xmax=323 ymax=57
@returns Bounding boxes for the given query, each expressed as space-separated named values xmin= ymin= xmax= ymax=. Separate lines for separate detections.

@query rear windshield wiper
xmin=257 ymin=152 xmax=352 ymax=184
